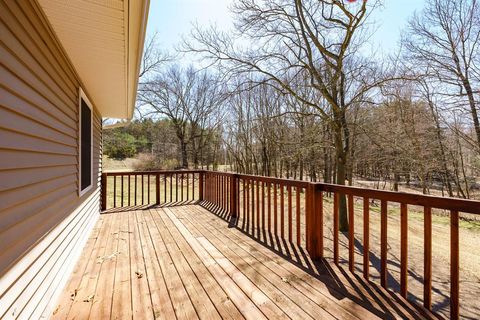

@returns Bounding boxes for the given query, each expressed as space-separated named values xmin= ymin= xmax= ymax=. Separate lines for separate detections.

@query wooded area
xmin=104 ymin=0 xmax=480 ymax=229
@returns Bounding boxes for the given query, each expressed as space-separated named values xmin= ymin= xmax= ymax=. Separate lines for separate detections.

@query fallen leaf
xmin=70 ymin=289 xmax=78 ymax=301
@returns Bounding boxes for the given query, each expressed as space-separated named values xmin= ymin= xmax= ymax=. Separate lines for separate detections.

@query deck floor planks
xmin=185 ymin=205 xmax=417 ymax=319
xmin=168 ymin=219 xmax=290 ymax=320
xmin=152 ymin=208 xmax=245 ymax=320
xmin=110 ymin=211 xmax=133 ymax=320
xmin=53 ymin=205 xmax=430 ymax=320
xmin=51 ymin=216 xmax=105 ymax=319
xmin=134 ymin=210 xmax=179 ymax=319
xmin=179 ymin=205 xmax=358 ymax=320
xmin=129 ymin=210 xmax=156 ymax=319
xmin=90 ymin=207 xmax=122 ymax=319
xmin=184 ymin=205 xmax=381 ymax=319
xmin=176 ymin=207 xmax=325 ymax=320
xmin=64 ymin=212 xmax=114 ymax=319
xmin=144 ymin=209 xmax=220 ymax=319
xmin=162 ymin=207 xmax=268 ymax=320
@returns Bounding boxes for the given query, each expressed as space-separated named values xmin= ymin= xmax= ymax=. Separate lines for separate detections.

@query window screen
xmin=80 ymin=98 xmax=92 ymax=192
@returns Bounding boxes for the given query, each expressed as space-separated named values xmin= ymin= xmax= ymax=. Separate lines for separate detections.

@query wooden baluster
xmin=333 ymin=193 xmax=339 ymax=265
xmin=424 ymin=206 xmax=432 ymax=310
xmin=274 ymin=183 xmax=278 ymax=236
xmin=400 ymin=203 xmax=408 ymax=298
xmin=164 ymin=174 xmax=167 ymax=203
xmin=121 ymin=175 xmax=124 ymax=207
xmin=363 ymin=197 xmax=370 ymax=280
xmin=224 ymin=176 xmax=227 ymax=210
xmin=317 ymin=188 xmax=324 ymax=257
xmin=348 ymin=194 xmax=354 ymax=272
xmin=262 ymin=182 xmax=265 ymax=231
xmin=181 ymin=173 xmax=184 ymax=202
xmin=155 ymin=174 xmax=160 ymax=205
xmin=147 ymin=174 xmax=150 ymax=204
xmin=170 ymin=174 xmax=173 ymax=203
xmin=256 ymin=180 xmax=260 ymax=231
xmin=128 ymin=175 xmax=131 ymax=206
xmin=242 ymin=179 xmax=246 ymax=228
xmin=176 ymin=174 xmax=179 ymax=202
xmin=280 ymin=183 xmax=285 ymax=238
xmin=141 ymin=174 xmax=144 ymax=205
xmin=186 ymin=173 xmax=189 ymax=201
xmin=101 ymin=173 xmax=107 ymax=210
xmin=230 ymin=175 xmax=237 ymax=218
xmin=246 ymin=179 xmax=250 ymax=228
xmin=380 ymin=200 xmax=388 ymax=288
xmin=113 ymin=175 xmax=116 ymax=208
xmin=288 ymin=185 xmax=292 ymax=242
xmin=134 ymin=175 xmax=137 ymax=206
xmin=193 ymin=173 xmax=196 ymax=201
xmin=267 ymin=182 xmax=272 ymax=233
xmin=451 ymin=210 xmax=459 ymax=320
xmin=296 ymin=187 xmax=301 ymax=246
xmin=251 ymin=179 xmax=255 ymax=233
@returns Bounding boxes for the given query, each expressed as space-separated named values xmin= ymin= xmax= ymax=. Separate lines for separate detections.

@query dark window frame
xmin=79 ymin=88 xmax=93 ymax=196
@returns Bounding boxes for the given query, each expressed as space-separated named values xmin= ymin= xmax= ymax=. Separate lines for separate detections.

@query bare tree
xmin=138 ymin=65 xmax=224 ymax=168
xmin=403 ymin=0 xmax=480 ymax=152
xmin=185 ymin=0 xmax=385 ymax=230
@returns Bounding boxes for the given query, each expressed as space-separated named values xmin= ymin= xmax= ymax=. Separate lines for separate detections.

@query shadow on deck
xmin=51 ymin=203 xmax=440 ymax=320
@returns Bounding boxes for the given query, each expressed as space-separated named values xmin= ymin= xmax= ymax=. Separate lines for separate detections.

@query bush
xmin=104 ymin=131 xmax=137 ymax=160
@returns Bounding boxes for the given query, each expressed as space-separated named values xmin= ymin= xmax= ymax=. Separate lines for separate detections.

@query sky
xmin=145 ymin=0 xmax=427 ymax=61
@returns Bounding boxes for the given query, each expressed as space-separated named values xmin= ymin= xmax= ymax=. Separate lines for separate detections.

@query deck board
xmin=52 ymin=205 xmax=433 ymax=320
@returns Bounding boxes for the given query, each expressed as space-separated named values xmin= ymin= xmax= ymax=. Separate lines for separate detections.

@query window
xmin=79 ymin=89 xmax=93 ymax=196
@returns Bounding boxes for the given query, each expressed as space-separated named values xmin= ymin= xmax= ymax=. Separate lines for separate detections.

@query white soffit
xmin=38 ymin=0 xmax=149 ymax=119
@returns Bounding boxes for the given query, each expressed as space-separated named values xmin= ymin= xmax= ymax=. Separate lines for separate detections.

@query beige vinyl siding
xmin=0 ymin=0 xmax=102 ymax=319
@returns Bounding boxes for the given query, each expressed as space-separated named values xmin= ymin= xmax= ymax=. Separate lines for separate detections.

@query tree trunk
xmin=334 ymin=127 xmax=349 ymax=232
xmin=180 ymin=141 xmax=188 ymax=168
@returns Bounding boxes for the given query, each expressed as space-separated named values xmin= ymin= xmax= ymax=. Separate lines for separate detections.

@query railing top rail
xmin=318 ymin=183 xmax=480 ymax=215
xmin=104 ymin=170 xmax=205 ymax=176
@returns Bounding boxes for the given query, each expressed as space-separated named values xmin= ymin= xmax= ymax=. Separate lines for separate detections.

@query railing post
xmin=101 ymin=173 xmax=107 ymax=211
xmin=306 ymin=183 xmax=323 ymax=260
xmin=199 ymin=171 xmax=204 ymax=201
xmin=230 ymin=174 xmax=238 ymax=218
xmin=155 ymin=173 xmax=160 ymax=205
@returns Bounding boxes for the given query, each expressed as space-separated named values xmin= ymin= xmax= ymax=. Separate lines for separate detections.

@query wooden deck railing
xmin=101 ymin=170 xmax=204 ymax=210
xmin=101 ymin=170 xmax=480 ymax=319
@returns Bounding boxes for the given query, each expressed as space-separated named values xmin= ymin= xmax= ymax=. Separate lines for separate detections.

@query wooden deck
xmin=51 ymin=204 xmax=433 ymax=320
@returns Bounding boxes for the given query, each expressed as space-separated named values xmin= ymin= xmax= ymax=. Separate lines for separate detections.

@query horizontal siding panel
xmin=0 ymin=183 xmax=76 ymax=235
xmin=0 ymin=164 xmax=77 ymax=192
xmin=0 ymin=21 xmax=77 ymax=104
xmin=0 ymin=129 xmax=77 ymax=155
xmin=0 ymin=107 xmax=76 ymax=147
xmin=0 ymin=44 xmax=77 ymax=117
xmin=1 ymin=191 xmax=99 ymax=319
xmin=0 ymin=65 xmax=76 ymax=123
xmin=0 ymin=86 xmax=76 ymax=138
xmin=0 ymin=192 xmax=78 ymax=274
xmin=0 ymin=174 xmax=74 ymax=212
xmin=22 ymin=194 xmax=99 ymax=319
xmin=0 ymin=150 xmax=77 ymax=170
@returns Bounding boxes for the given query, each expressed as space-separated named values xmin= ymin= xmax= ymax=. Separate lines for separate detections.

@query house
xmin=0 ymin=0 xmax=149 ymax=318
